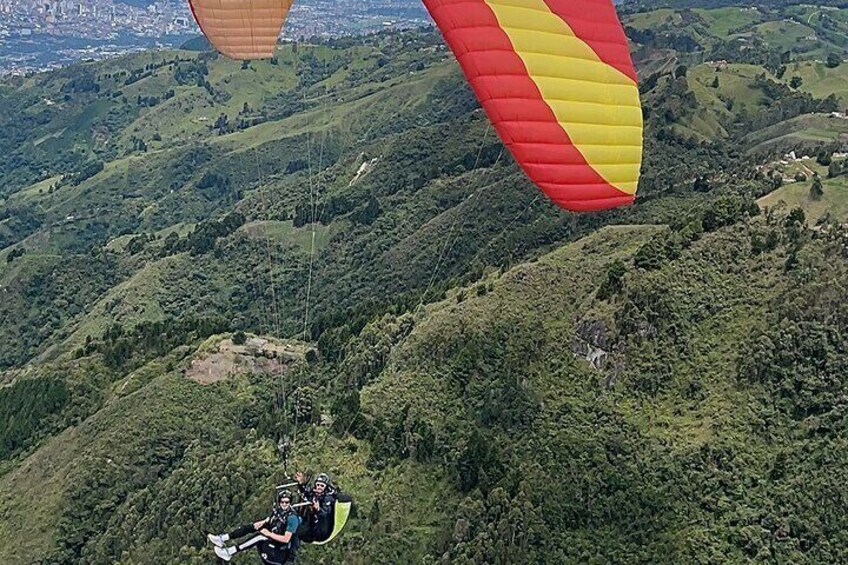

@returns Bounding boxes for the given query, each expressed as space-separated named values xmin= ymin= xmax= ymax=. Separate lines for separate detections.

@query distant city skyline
xmin=0 ymin=0 xmax=430 ymax=75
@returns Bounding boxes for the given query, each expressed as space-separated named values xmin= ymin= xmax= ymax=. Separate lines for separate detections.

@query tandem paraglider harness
xmin=274 ymin=480 xmax=353 ymax=546
xmin=255 ymin=506 xmax=300 ymax=565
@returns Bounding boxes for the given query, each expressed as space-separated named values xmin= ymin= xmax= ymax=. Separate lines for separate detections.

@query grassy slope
xmin=357 ymin=219 xmax=814 ymax=562
xmin=0 ymin=42 xmax=468 ymax=366
xmin=789 ymin=60 xmax=848 ymax=107
xmin=364 ymin=225 xmax=662 ymax=429
xmin=0 ymin=363 xmax=249 ymax=564
xmin=34 ymin=63 xmax=484 ymax=356
xmin=13 ymin=9 xmax=841 ymax=366
xmin=751 ymin=19 xmax=817 ymax=52
xmin=0 ymin=227 xmax=655 ymax=564
xmin=626 ymin=4 xmax=848 ymax=145
xmin=119 ymin=50 xmax=300 ymax=147
xmin=745 ymin=113 xmax=848 ymax=153
xmin=624 ymin=9 xmax=681 ymax=31
xmin=759 ymin=174 xmax=848 ymax=222
xmin=684 ymin=59 xmax=848 ymax=147
xmin=239 ymin=220 xmax=339 ymax=253
xmin=694 ymin=7 xmax=764 ymax=37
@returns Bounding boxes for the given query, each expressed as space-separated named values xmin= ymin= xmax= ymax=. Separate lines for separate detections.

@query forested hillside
xmin=3 ymin=3 xmax=848 ymax=563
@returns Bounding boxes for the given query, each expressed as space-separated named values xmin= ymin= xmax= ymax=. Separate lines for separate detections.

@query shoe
xmin=215 ymin=546 xmax=236 ymax=561
xmin=208 ymin=533 xmax=228 ymax=547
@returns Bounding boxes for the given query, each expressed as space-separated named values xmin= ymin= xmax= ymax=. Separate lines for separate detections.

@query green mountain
xmin=2 ymin=5 xmax=848 ymax=564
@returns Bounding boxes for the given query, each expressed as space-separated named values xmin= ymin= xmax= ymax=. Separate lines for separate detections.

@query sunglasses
xmin=280 ymin=499 xmax=291 ymax=504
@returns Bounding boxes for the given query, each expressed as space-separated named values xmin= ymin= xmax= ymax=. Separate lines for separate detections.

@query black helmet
xmin=314 ymin=473 xmax=331 ymax=487
xmin=277 ymin=489 xmax=293 ymax=502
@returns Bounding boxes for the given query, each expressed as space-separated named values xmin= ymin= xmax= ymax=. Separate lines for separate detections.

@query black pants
xmin=229 ymin=524 xmax=260 ymax=539
xmin=227 ymin=524 xmax=266 ymax=553
xmin=298 ymin=517 xmax=331 ymax=544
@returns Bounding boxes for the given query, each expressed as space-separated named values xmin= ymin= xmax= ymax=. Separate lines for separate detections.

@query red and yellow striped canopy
xmin=188 ymin=0 xmax=294 ymax=60
xmin=423 ymin=0 xmax=643 ymax=212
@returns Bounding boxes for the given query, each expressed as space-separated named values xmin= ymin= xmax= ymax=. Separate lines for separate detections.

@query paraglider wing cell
xmin=188 ymin=0 xmax=294 ymax=60
xmin=422 ymin=0 xmax=643 ymax=213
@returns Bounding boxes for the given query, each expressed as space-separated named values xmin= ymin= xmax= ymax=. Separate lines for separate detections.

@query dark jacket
xmin=298 ymin=485 xmax=337 ymax=541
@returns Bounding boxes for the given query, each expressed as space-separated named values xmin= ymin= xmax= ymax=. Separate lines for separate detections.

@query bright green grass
xmin=52 ymin=255 xmax=189 ymax=356
xmin=752 ymin=20 xmax=816 ymax=51
xmin=239 ymin=220 xmax=339 ymax=253
xmin=0 ymin=253 xmax=61 ymax=286
xmin=623 ymin=9 xmax=680 ymax=31
xmin=788 ymin=60 xmax=848 ymax=108
xmin=686 ymin=66 xmax=736 ymax=137
xmin=36 ymin=157 xmax=133 ymax=218
xmin=7 ymin=175 xmax=62 ymax=204
xmin=759 ymin=173 xmax=848 ymax=222
xmin=745 ymin=113 xmax=848 ymax=153
xmin=103 ymin=222 xmax=196 ymax=253
xmin=686 ymin=63 xmax=774 ymax=135
xmin=212 ymin=61 xmax=452 ymax=154
xmin=709 ymin=64 xmax=772 ymax=110
xmin=694 ymin=7 xmax=763 ymax=37
xmin=117 ymin=49 xmax=298 ymax=149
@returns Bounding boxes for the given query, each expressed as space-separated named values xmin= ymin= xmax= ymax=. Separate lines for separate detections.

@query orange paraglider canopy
xmin=188 ymin=0 xmax=294 ymax=60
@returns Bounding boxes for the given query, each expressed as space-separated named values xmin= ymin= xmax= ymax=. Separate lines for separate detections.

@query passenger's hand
xmin=295 ymin=471 xmax=305 ymax=484
xmin=313 ymin=500 xmax=320 ymax=511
